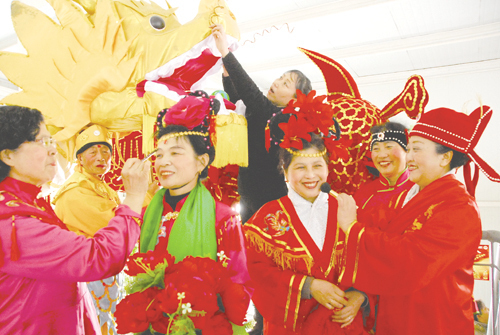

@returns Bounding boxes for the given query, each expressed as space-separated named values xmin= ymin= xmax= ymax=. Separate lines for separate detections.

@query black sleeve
xmin=222 ymin=75 xmax=240 ymax=103
xmin=221 ymin=52 xmax=277 ymax=118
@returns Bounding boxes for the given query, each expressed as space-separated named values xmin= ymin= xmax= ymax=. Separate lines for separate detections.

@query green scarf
xmin=140 ymin=181 xmax=217 ymax=262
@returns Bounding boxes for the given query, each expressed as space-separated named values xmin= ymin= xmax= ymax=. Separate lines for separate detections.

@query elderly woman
xmin=354 ymin=121 xmax=413 ymax=230
xmin=0 ymin=106 xmax=150 ymax=334
xmin=337 ymin=106 xmax=500 ymax=335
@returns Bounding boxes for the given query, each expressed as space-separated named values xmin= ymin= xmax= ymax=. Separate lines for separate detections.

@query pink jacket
xmin=0 ymin=178 xmax=141 ymax=335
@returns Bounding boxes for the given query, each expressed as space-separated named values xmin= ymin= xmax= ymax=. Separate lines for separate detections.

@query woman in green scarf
xmin=139 ymin=91 xmax=251 ymax=334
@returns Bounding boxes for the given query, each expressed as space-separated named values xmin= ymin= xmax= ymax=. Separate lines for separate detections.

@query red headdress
xmin=409 ymin=105 xmax=500 ymax=196
xmin=266 ymin=90 xmax=347 ymax=160
xmin=156 ymin=90 xmax=247 ymax=207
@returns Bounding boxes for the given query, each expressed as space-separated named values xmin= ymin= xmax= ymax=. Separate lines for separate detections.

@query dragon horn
xmin=73 ymin=0 xmax=96 ymax=15
xmin=379 ymin=74 xmax=429 ymax=122
xmin=298 ymin=47 xmax=361 ymax=101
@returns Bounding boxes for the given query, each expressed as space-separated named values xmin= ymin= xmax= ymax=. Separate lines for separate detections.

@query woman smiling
xmin=336 ymin=105 xmax=500 ymax=335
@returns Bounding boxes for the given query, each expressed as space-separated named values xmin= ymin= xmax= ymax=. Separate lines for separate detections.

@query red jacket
xmin=341 ymin=174 xmax=481 ymax=335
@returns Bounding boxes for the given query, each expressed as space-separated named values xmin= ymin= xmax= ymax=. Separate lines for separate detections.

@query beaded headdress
xmin=156 ymin=90 xmax=248 ymax=168
xmin=370 ymin=128 xmax=408 ymax=150
xmin=266 ymin=90 xmax=343 ymax=158
xmin=156 ymin=90 xmax=215 ymax=148
xmin=409 ymin=105 xmax=500 ymax=196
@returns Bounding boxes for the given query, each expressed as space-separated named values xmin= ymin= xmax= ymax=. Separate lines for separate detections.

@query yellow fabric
xmin=1 ymin=0 xmax=239 ymax=161
xmin=53 ymin=167 xmax=120 ymax=237
xmin=75 ymin=125 xmax=113 ymax=155
xmin=212 ymin=113 xmax=248 ymax=167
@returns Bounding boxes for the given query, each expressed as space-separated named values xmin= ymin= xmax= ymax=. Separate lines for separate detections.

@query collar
xmin=0 ymin=177 xmax=42 ymax=202
xmin=287 ymin=184 xmax=329 ymax=208
xmin=380 ymin=169 xmax=410 ymax=188
xmin=76 ymin=165 xmax=106 ymax=183
xmin=402 ymin=169 xmax=456 ymax=207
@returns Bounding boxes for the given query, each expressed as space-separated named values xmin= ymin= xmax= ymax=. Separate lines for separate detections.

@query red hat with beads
xmin=409 ymin=105 xmax=500 ymax=196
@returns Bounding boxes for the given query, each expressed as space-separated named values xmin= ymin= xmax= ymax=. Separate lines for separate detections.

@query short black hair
xmin=435 ymin=143 xmax=470 ymax=170
xmin=287 ymin=70 xmax=312 ymax=97
xmin=0 ymin=106 xmax=44 ymax=182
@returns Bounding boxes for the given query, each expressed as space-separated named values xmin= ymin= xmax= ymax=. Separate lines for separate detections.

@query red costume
xmin=147 ymin=192 xmax=251 ymax=291
xmin=354 ymin=169 xmax=413 ymax=230
xmin=244 ymin=195 xmax=366 ymax=335
xmin=341 ymin=174 xmax=481 ymax=334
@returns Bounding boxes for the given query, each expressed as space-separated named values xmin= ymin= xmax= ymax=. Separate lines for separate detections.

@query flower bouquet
xmin=115 ymin=247 xmax=249 ymax=335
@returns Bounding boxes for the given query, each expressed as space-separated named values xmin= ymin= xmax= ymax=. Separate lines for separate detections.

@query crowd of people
xmin=0 ymin=24 xmax=499 ymax=335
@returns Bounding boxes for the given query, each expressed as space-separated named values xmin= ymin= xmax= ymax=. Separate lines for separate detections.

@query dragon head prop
xmin=299 ymin=48 xmax=429 ymax=195
xmin=0 ymin=0 xmax=239 ymax=162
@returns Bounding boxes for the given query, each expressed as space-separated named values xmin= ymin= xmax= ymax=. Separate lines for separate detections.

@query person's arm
xmin=244 ymin=222 xmax=347 ymax=331
xmin=212 ymin=24 xmax=276 ymax=115
xmin=222 ymin=74 xmax=240 ymax=103
xmin=338 ymin=198 xmax=481 ymax=295
xmin=0 ymin=158 xmax=150 ymax=283
xmin=0 ymin=206 xmax=141 ymax=282
xmin=217 ymin=213 xmax=252 ymax=326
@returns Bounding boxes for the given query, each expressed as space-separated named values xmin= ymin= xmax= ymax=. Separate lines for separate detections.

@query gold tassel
xmin=246 ymin=230 xmax=313 ymax=274
xmin=142 ymin=114 xmax=157 ymax=155
xmin=212 ymin=113 xmax=248 ymax=168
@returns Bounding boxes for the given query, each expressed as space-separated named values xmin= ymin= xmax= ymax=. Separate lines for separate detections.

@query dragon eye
xmin=150 ymin=16 xmax=166 ymax=30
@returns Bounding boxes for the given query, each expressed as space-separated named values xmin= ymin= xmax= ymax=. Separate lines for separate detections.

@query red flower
xmin=279 ymin=90 xmax=336 ymax=149
xmin=125 ymin=248 xmax=176 ymax=276
xmin=156 ymin=283 xmax=180 ymax=315
xmin=118 ymin=251 xmax=250 ymax=335
xmin=115 ymin=288 xmax=157 ymax=334
xmin=279 ymin=115 xmax=314 ymax=150
xmin=163 ymin=95 xmax=210 ymax=129
xmin=284 ymin=90 xmax=327 ymax=116
xmin=202 ymin=312 xmax=233 ymax=335
xmin=220 ymin=282 xmax=250 ymax=325
xmin=324 ymin=137 xmax=351 ymax=161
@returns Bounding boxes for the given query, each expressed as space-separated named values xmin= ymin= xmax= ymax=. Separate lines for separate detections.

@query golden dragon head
xmin=0 ymin=0 xmax=239 ymax=160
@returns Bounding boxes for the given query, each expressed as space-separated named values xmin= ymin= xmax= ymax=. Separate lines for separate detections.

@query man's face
xmin=78 ymin=144 xmax=112 ymax=177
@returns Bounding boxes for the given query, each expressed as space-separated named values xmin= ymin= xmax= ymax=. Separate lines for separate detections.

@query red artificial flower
xmin=163 ymin=95 xmax=210 ymax=130
xmin=156 ymin=282 xmax=180 ymax=315
xmin=284 ymin=90 xmax=327 ymax=116
xmin=279 ymin=115 xmax=314 ymax=150
xmin=220 ymin=282 xmax=250 ymax=325
xmin=115 ymin=288 xmax=157 ymax=334
xmin=125 ymin=248 xmax=176 ymax=276
xmin=150 ymin=315 xmax=172 ymax=334
xmin=324 ymin=137 xmax=351 ymax=161
xmin=202 ymin=312 xmax=233 ymax=335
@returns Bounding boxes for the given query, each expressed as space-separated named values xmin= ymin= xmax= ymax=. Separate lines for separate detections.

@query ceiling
xmin=1 ymin=0 xmax=499 ymax=99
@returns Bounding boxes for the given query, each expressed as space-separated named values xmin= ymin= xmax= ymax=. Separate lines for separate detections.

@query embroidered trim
xmin=277 ymin=200 xmax=314 ymax=268
xmin=284 ymin=274 xmax=296 ymax=326
xmin=352 ymin=227 xmax=365 ymax=284
xmin=293 ymin=275 xmax=307 ymax=331
xmin=245 ymin=231 xmax=313 ymax=272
